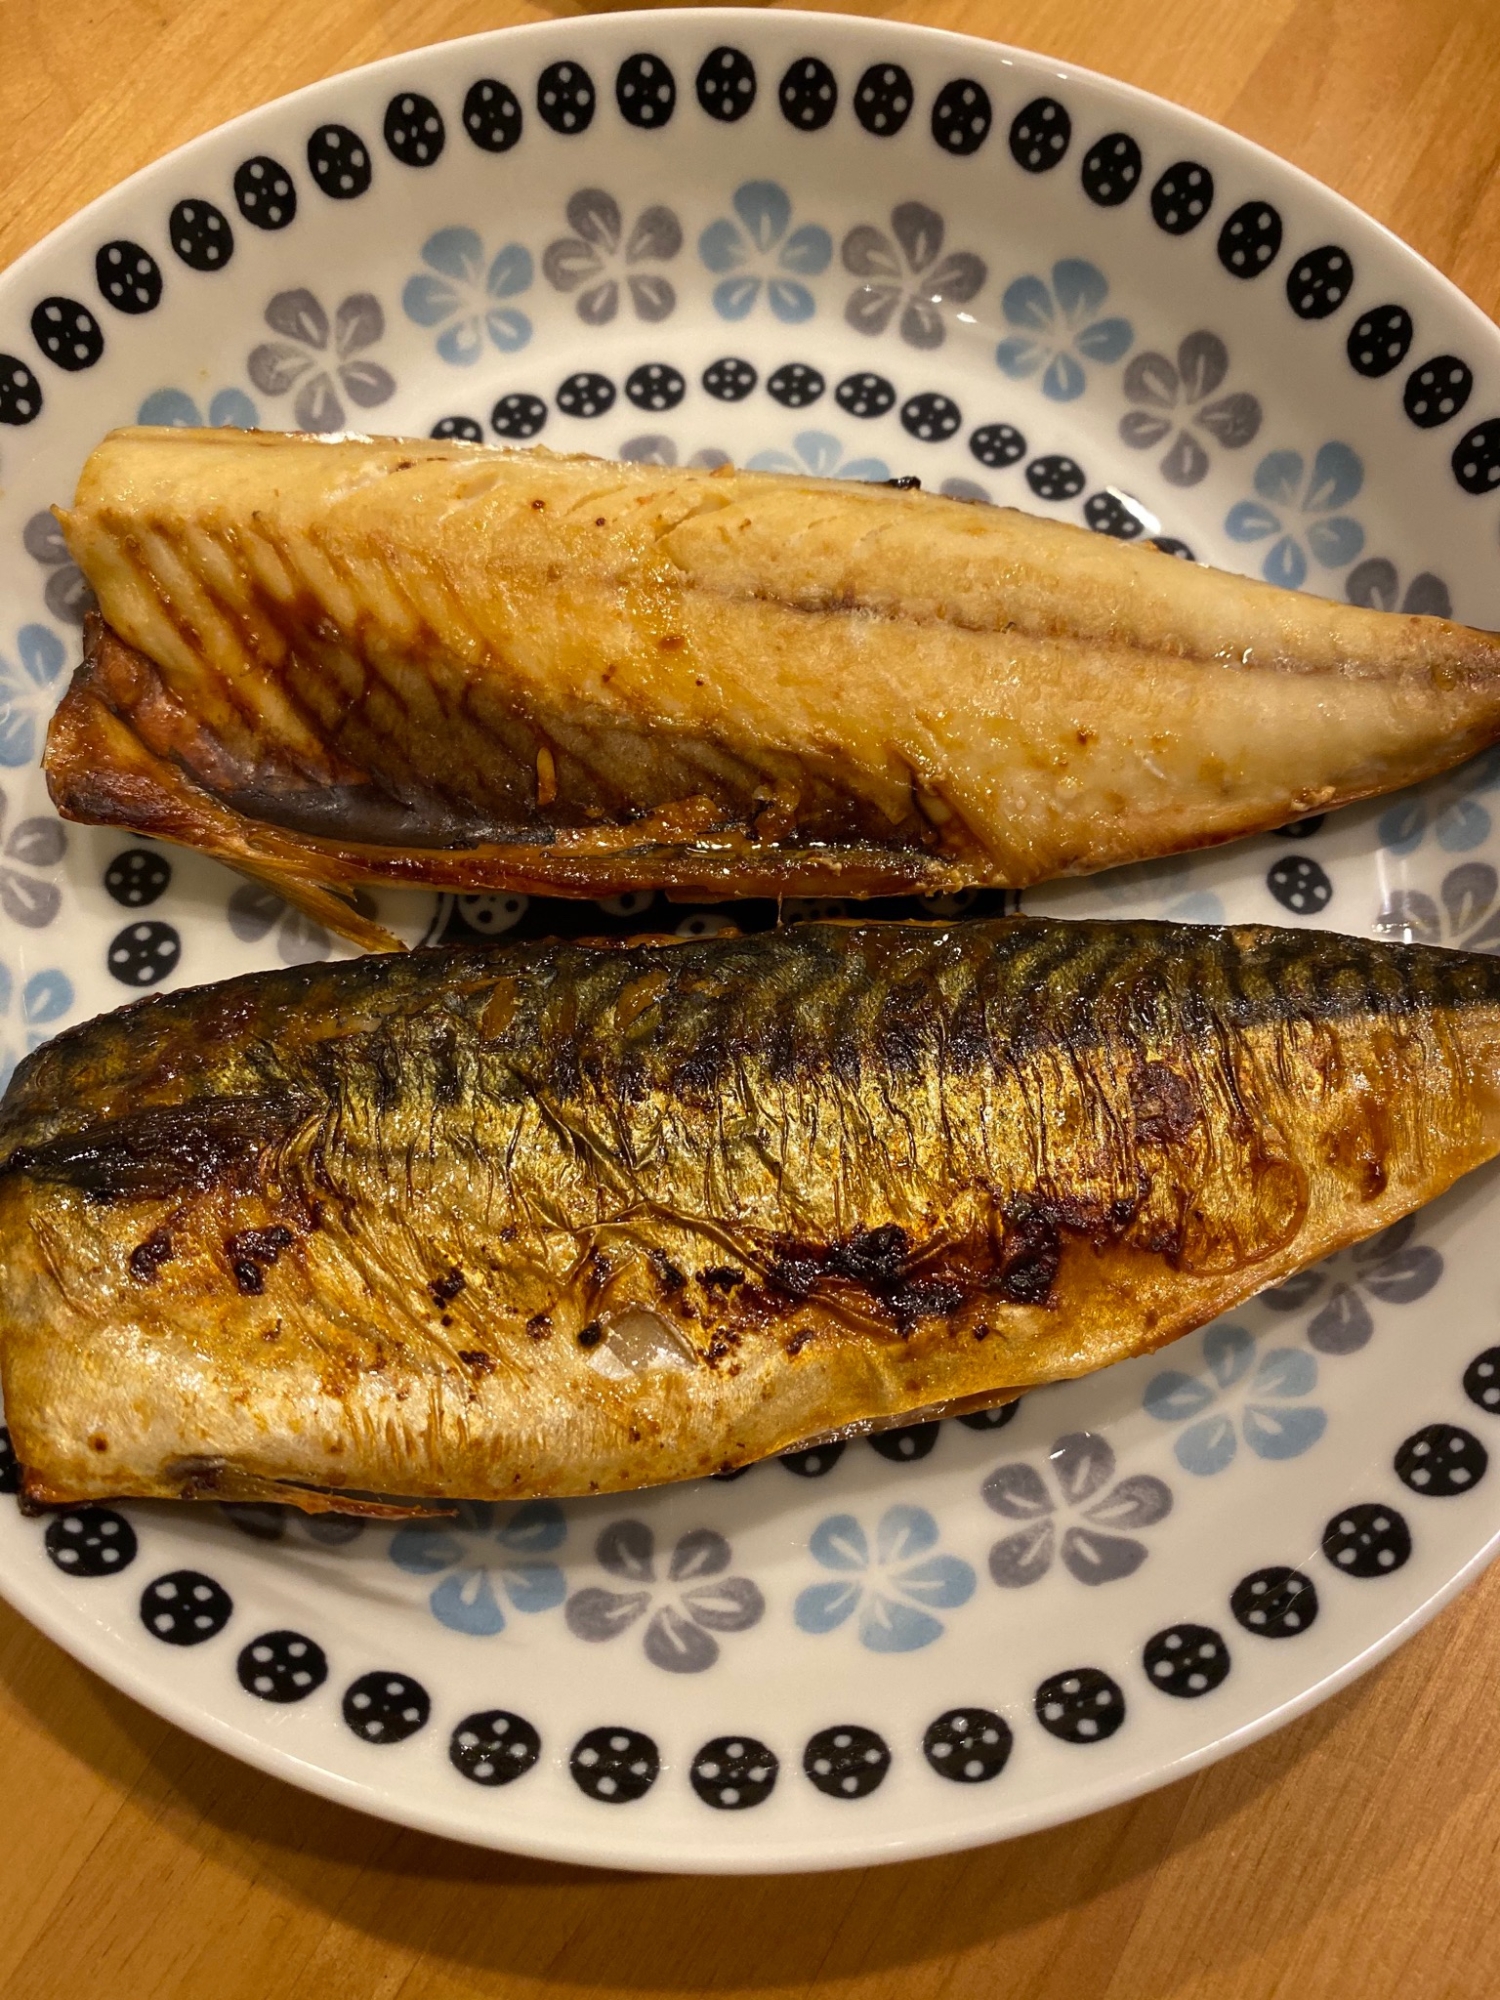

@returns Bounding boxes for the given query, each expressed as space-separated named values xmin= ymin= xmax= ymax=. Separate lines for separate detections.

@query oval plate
xmin=3 ymin=8 xmax=1500 ymax=1874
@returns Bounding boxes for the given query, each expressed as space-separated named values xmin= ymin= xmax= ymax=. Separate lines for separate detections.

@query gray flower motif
xmin=543 ymin=190 xmax=682 ymax=326
xmin=247 ymin=290 xmax=395 ymax=432
xmin=1119 ymin=331 xmax=1262 ymax=487
xmin=1261 ymin=1219 xmax=1441 ymax=1355
xmin=983 ymin=1431 xmax=1172 ymax=1587
xmin=1377 ymin=859 xmax=1500 ymax=956
xmin=618 ymin=436 xmax=729 ymax=469
xmin=564 ymin=1519 xmax=764 ymax=1673
xmin=1346 ymin=557 xmax=1451 ymax=620
xmin=841 ymin=202 xmax=986 ymax=350
xmin=227 ymin=880 xmax=335 ymax=965
xmin=21 ymin=513 xmax=93 ymax=628
xmin=0 ymin=780 xmax=67 ymax=928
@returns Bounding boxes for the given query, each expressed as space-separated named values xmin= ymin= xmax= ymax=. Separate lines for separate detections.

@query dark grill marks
xmin=129 ymin=1231 xmax=174 ymax=1282
xmin=226 ymin=1224 xmax=294 ymax=1294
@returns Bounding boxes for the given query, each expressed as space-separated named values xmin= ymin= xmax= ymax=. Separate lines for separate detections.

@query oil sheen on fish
xmin=3 ymin=916 xmax=1499 ymax=1510
xmin=45 ymin=427 xmax=1500 ymax=950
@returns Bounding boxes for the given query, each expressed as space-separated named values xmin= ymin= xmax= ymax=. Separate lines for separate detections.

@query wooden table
xmin=4 ymin=1 xmax=1500 ymax=1993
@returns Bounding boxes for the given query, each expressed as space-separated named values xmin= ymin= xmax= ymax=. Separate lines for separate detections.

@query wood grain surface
xmin=4 ymin=2 xmax=1500 ymax=1995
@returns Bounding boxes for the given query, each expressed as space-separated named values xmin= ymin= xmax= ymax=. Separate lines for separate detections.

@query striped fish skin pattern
xmin=46 ymin=429 xmax=1500 ymax=950
xmin=3 ymin=917 xmax=1499 ymax=1509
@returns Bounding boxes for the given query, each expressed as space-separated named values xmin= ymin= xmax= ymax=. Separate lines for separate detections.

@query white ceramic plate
xmin=4 ymin=8 xmax=1500 ymax=1875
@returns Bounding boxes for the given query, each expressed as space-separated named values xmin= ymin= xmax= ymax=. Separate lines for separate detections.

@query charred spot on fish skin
xmin=233 ymin=1260 xmax=265 ymax=1296
xmin=648 ymin=1251 xmax=686 ymax=1293
xmin=1130 ymin=1063 xmax=1201 ymax=1145
xmin=457 ymin=1350 xmax=496 ymax=1374
xmin=526 ymin=1313 xmax=552 ymax=1341
xmin=993 ymin=1206 xmax=1062 ymax=1305
xmin=227 ymin=1225 xmax=294 ymax=1270
xmin=578 ymin=1321 xmax=604 ymax=1350
xmin=128 ymin=1231 xmax=174 ymax=1282
xmin=430 ymin=1268 xmax=466 ymax=1307
xmin=700 ymin=1267 xmax=745 ymax=1292
xmin=0 ymin=1097 xmax=295 ymax=1202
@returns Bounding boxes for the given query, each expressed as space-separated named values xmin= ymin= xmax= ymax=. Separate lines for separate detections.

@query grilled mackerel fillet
xmin=2 ymin=917 xmax=1498 ymax=1509
xmin=46 ymin=427 xmax=1500 ymax=950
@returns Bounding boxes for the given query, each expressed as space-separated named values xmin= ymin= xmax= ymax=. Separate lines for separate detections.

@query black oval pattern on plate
xmin=233 ymin=155 xmax=297 ymax=230
xmin=1231 ymin=1565 xmax=1318 ymax=1637
xmin=931 ymin=78 xmax=991 ymax=156
xmin=1082 ymin=132 xmax=1142 ymax=207
xmin=0 ymin=1427 xmax=18 ymax=1496
xmin=305 ymin=1514 xmax=365 ymax=1547
xmin=780 ymin=56 xmax=837 ymax=131
xmin=451 ymin=1708 xmax=542 ymax=1785
xmin=141 ymin=1570 xmax=233 ymax=1645
xmin=1035 ymin=1668 xmax=1124 ymax=1743
xmin=854 ymin=61 xmax=912 ymax=137
xmin=804 ymin=1724 xmax=890 ymax=1798
xmin=31 ymin=297 xmax=103 ymax=371
xmin=1084 ymin=491 xmax=1143 ymax=539
xmin=970 ymin=422 xmax=1027 ymax=469
xmin=626 ymin=361 xmax=685 ymax=412
xmin=1151 ymin=160 xmax=1214 ymax=235
xmin=431 ymin=414 xmax=484 ymax=442
xmin=1266 ymin=854 xmax=1332 ymax=914
xmin=1347 ymin=303 xmax=1413 ymax=378
xmin=491 ymin=392 xmax=547 ymax=440
xmin=384 ymin=91 xmax=445 ymax=167
xmin=697 ymin=46 xmax=756 ymax=123
xmin=571 ymin=1725 xmax=659 ymax=1801
xmin=1465 ymin=1347 xmax=1500 ymax=1414
xmin=463 ymin=78 xmax=523 ymax=153
xmin=1026 ymin=454 xmax=1085 ymax=502
xmin=1151 ymin=535 xmax=1197 ymax=561
xmin=168 ymin=199 xmax=233 ymax=270
xmin=901 ymin=391 xmax=961 ymax=442
xmin=1273 ymin=813 xmax=1327 ymax=838
xmin=104 ymin=848 xmax=171 ymax=908
xmin=1322 ymin=1503 xmax=1411 ymax=1577
xmin=703 ymin=355 xmax=756 ymax=401
xmin=1404 ymin=355 xmax=1473 ymax=429
xmin=1286 ymin=244 xmax=1354 ymax=320
xmin=616 ymin=52 xmax=675 ymax=129
xmin=1396 ymin=1423 xmax=1487 ymax=1496
xmin=836 ymin=371 xmax=895 ymax=418
xmin=1009 ymin=97 xmax=1070 ymax=173
xmin=536 ymin=61 xmax=595 ymax=136
xmin=1143 ymin=1623 xmax=1230 ymax=1698
xmin=779 ymin=1441 xmax=845 ymax=1477
xmin=108 ymin=919 xmax=180 ymax=987
xmin=691 ymin=1735 xmax=779 ymax=1809
xmin=868 ymin=1422 xmax=939 ymax=1464
xmin=556 ymin=372 xmax=614 ymax=419
xmin=1218 ymin=201 xmax=1282 ymax=278
xmin=237 ymin=1629 xmax=328 ymax=1703
xmin=95 ymin=241 xmax=162 ymax=315
xmin=0 ymin=354 xmax=43 ymax=425
xmin=343 ymin=1671 xmax=430 ymax=1743
xmin=1453 ymin=420 xmax=1500 ymax=495
xmin=768 ymin=361 xmax=825 ymax=409
xmin=306 ymin=124 xmax=371 ymax=199
xmin=45 ymin=1507 xmax=136 ymax=1577
xmin=923 ymin=1708 xmax=1013 ymax=1782
xmin=957 ymin=1400 xmax=1021 ymax=1432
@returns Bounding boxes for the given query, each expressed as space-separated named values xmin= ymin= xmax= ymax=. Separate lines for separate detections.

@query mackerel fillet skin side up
xmin=45 ymin=428 xmax=1500 ymax=950
xmin=3 ymin=917 xmax=1499 ymax=1509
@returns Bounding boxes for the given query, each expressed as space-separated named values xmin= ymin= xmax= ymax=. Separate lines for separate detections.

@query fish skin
xmin=44 ymin=427 xmax=1500 ymax=949
xmin=3 ymin=916 xmax=1500 ymax=1509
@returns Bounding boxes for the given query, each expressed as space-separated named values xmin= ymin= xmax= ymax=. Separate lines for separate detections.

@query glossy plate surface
xmin=2 ymin=9 xmax=1500 ymax=1872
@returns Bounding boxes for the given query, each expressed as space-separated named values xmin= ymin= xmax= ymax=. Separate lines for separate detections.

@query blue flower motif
xmin=794 ymin=1504 xmax=975 ymax=1652
xmin=698 ymin=182 xmax=832 ymax=324
xmin=0 ymin=960 xmax=74 ymax=1092
xmin=995 ymin=259 xmax=1133 ymax=402
xmin=1144 ymin=1323 xmax=1327 ymax=1475
xmin=402 ymin=229 xmax=534 ymax=364
xmin=745 ymin=430 xmax=890 ymax=483
xmin=0 ymin=625 xmax=66 ymax=769
xmin=1377 ymin=747 xmax=1500 ymax=858
xmin=1224 ymin=443 xmax=1364 ymax=589
xmin=390 ymin=1500 xmax=566 ymax=1635
xmin=136 ymin=386 xmax=258 ymax=428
